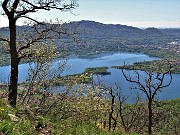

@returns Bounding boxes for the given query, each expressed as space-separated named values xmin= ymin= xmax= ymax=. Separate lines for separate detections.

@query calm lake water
xmin=94 ymin=68 xmax=180 ymax=101
xmin=0 ymin=52 xmax=179 ymax=100
xmin=0 ymin=52 xmax=159 ymax=83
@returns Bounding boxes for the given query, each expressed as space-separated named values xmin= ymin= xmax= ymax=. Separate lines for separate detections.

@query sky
xmin=0 ymin=0 xmax=180 ymax=28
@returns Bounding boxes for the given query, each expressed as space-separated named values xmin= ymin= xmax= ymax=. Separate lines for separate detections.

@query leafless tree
xmin=122 ymin=61 xmax=173 ymax=135
xmin=0 ymin=0 xmax=78 ymax=106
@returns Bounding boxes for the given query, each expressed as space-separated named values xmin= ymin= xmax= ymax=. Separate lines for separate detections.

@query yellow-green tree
xmin=0 ymin=0 xmax=78 ymax=107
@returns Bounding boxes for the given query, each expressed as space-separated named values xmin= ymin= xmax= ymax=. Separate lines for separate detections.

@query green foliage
xmin=84 ymin=67 xmax=111 ymax=76
xmin=0 ymin=121 xmax=13 ymax=135
xmin=155 ymin=99 xmax=180 ymax=135
xmin=0 ymin=107 xmax=10 ymax=121
xmin=0 ymin=91 xmax=179 ymax=134
xmin=0 ymin=53 xmax=10 ymax=66
xmin=1 ymin=21 xmax=180 ymax=66
xmin=0 ymin=99 xmax=34 ymax=134
xmin=55 ymin=67 xmax=110 ymax=86
xmin=60 ymin=122 xmax=129 ymax=135
xmin=113 ymin=60 xmax=180 ymax=74
xmin=0 ymin=119 xmax=33 ymax=135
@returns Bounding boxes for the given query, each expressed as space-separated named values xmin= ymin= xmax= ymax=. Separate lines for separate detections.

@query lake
xmin=94 ymin=68 xmax=180 ymax=101
xmin=0 ymin=52 xmax=179 ymax=100
xmin=0 ymin=52 xmax=159 ymax=83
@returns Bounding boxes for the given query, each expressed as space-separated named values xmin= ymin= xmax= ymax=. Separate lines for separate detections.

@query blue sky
xmin=0 ymin=0 xmax=180 ymax=28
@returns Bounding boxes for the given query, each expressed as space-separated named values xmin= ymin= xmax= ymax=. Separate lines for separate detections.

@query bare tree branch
xmin=121 ymin=61 xmax=173 ymax=135
xmin=0 ymin=37 xmax=10 ymax=43
xmin=1 ymin=0 xmax=78 ymax=107
xmin=2 ymin=0 xmax=10 ymax=18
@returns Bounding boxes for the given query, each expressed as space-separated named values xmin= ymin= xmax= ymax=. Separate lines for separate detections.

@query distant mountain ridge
xmin=0 ymin=20 xmax=179 ymax=43
xmin=0 ymin=20 xmax=166 ymax=36
xmin=72 ymin=20 xmax=164 ymax=39
xmin=0 ymin=20 xmax=180 ymax=58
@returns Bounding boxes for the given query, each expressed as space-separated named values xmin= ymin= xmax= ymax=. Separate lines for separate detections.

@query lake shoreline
xmin=0 ymin=51 xmax=160 ymax=67
xmin=1 ymin=51 xmax=179 ymax=100
xmin=0 ymin=52 xmax=160 ymax=84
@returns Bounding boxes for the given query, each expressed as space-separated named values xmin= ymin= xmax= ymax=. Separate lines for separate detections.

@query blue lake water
xmin=0 ymin=52 xmax=179 ymax=100
xmin=0 ymin=52 xmax=160 ymax=83
xmin=94 ymin=68 xmax=180 ymax=101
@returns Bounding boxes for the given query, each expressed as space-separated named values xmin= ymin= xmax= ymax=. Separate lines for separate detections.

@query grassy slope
xmin=0 ymin=98 xmax=137 ymax=135
xmin=0 ymin=95 xmax=179 ymax=135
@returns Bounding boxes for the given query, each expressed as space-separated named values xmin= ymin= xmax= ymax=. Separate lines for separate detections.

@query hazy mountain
xmin=74 ymin=20 xmax=144 ymax=38
xmin=1 ymin=20 xmax=179 ymax=57
xmin=0 ymin=20 xmax=179 ymax=43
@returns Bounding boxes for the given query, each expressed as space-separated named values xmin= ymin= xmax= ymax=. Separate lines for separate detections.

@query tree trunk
xmin=148 ymin=99 xmax=153 ymax=135
xmin=8 ymin=19 xmax=18 ymax=107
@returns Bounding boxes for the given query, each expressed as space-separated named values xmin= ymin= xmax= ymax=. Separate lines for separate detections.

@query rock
xmin=8 ymin=114 xmax=18 ymax=122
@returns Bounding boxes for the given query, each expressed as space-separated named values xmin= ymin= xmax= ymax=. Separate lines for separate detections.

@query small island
xmin=54 ymin=67 xmax=111 ymax=86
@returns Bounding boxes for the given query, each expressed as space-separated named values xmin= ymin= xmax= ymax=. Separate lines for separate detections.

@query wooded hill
xmin=0 ymin=20 xmax=179 ymax=44
xmin=0 ymin=20 xmax=180 ymax=64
